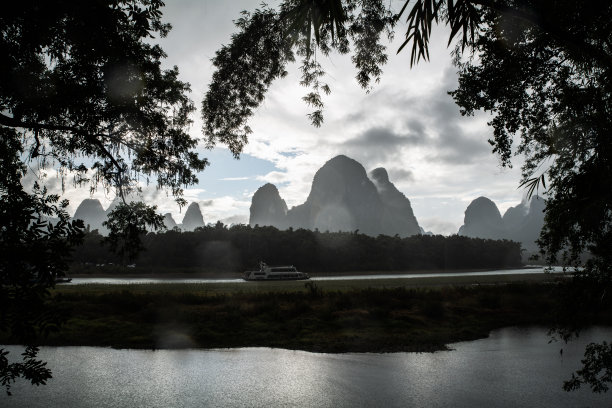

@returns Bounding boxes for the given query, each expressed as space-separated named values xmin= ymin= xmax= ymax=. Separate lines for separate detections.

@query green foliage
xmin=0 ymin=0 xmax=206 ymax=394
xmin=0 ymin=130 xmax=84 ymax=395
xmin=441 ymin=1 xmax=612 ymax=392
xmin=103 ymin=202 xmax=165 ymax=262
xmin=202 ymin=6 xmax=295 ymax=155
xmin=564 ymin=342 xmax=612 ymax=393
xmin=304 ymin=281 xmax=323 ymax=298
xmin=72 ymin=223 xmax=523 ymax=272
xmin=0 ymin=346 xmax=51 ymax=396
xmin=202 ymin=0 xmax=394 ymax=146
xmin=408 ymin=1 xmax=612 ymax=390
xmin=421 ymin=296 xmax=445 ymax=319
xmin=1 ymin=0 xmax=207 ymax=198
xmin=397 ymin=0 xmax=480 ymax=64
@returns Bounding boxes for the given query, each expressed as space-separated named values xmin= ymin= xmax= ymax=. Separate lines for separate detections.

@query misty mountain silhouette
xmin=70 ymin=161 xmax=544 ymax=246
xmin=250 ymin=155 xmax=421 ymax=237
xmin=458 ymin=197 xmax=505 ymax=239
xmin=458 ymin=196 xmax=545 ymax=251
xmin=72 ymin=199 xmax=203 ymax=234
xmin=73 ymin=198 xmax=108 ymax=233
xmin=105 ymin=197 xmax=122 ymax=215
xmin=249 ymin=183 xmax=288 ymax=228
xmin=370 ymin=167 xmax=421 ymax=237
xmin=504 ymin=196 xmax=546 ymax=251
xmin=163 ymin=213 xmax=178 ymax=230
xmin=181 ymin=202 xmax=204 ymax=231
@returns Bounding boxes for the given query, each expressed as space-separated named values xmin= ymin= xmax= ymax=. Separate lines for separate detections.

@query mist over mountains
xmin=72 ymin=199 xmax=204 ymax=233
xmin=71 ymin=154 xmax=546 ymax=252
xmin=249 ymin=155 xmax=545 ymax=251
xmin=181 ymin=202 xmax=205 ymax=231
xmin=250 ymin=155 xmax=421 ymax=237
xmin=458 ymin=196 xmax=545 ymax=251
xmin=73 ymin=199 xmax=108 ymax=234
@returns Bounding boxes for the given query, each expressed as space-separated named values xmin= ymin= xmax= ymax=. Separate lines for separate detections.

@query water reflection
xmin=67 ymin=267 xmax=566 ymax=285
xmin=2 ymin=327 xmax=610 ymax=407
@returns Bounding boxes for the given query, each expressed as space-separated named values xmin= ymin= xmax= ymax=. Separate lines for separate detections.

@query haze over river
xmin=67 ymin=266 xmax=566 ymax=285
xmin=3 ymin=327 xmax=610 ymax=407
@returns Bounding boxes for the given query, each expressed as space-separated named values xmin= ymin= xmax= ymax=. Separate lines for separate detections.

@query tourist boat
xmin=243 ymin=262 xmax=309 ymax=281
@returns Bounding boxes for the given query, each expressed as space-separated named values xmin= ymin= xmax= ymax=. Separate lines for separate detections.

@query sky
xmin=40 ymin=0 xmax=530 ymax=235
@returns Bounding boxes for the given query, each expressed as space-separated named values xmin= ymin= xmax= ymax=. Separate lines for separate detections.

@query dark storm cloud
xmin=339 ymin=126 xmax=427 ymax=163
xmin=429 ymin=140 xmax=491 ymax=165
xmin=339 ymin=66 xmax=492 ymax=166
xmin=423 ymin=67 xmax=493 ymax=164
xmin=344 ymin=126 xmax=426 ymax=149
xmin=426 ymin=95 xmax=492 ymax=165
xmin=388 ymin=168 xmax=415 ymax=183
xmin=405 ymin=118 xmax=426 ymax=140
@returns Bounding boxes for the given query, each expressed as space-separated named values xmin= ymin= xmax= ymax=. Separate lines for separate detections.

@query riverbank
xmin=3 ymin=280 xmax=608 ymax=353
xmin=69 ymin=265 xmax=562 ymax=280
xmin=62 ymin=271 xmax=564 ymax=294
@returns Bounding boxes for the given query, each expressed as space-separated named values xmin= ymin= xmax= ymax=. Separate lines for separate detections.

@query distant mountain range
xmin=249 ymin=155 xmax=421 ymax=237
xmin=70 ymin=154 xmax=546 ymax=251
xmin=249 ymin=155 xmax=546 ymax=251
xmin=458 ymin=196 xmax=545 ymax=251
xmin=72 ymin=199 xmax=204 ymax=233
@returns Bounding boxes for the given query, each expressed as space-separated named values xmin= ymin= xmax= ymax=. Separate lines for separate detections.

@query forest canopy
xmin=72 ymin=224 xmax=523 ymax=273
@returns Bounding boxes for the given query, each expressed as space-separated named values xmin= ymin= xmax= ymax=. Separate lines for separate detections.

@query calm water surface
xmin=3 ymin=327 xmax=610 ymax=407
xmin=67 ymin=266 xmax=567 ymax=285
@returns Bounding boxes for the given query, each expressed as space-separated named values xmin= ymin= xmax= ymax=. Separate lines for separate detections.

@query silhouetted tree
xmin=0 ymin=136 xmax=84 ymax=395
xmin=103 ymin=202 xmax=164 ymax=263
xmin=74 ymin=225 xmax=522 ymax=273
xmin=1 ymin=0 xmax=206 ymax=393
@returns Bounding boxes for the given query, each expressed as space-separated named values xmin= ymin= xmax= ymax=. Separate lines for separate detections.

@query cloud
xmin=423 ymin=90 xmax=493 ymax=165
xmin=326 ymin=64 xmax=494 ymax=171
xmin=387 ymin=168 xmax=415 ymax=183
xmin=337 ymin=126 xmax=427 ymax=166
xmin=219 ymin=177 xmax=250 ymax=181
xmin=405 ymin=118 xmax=426 ymax=140
xmin=256 ymin=171 xmax=289 ymax=185
xmin=344 ymin=126 xmax=426 ymax=149
xmin=428 ymin=129 xmax=492 ymax=165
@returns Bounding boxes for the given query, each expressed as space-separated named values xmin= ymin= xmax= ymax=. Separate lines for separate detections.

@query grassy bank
xmin=3 ymin=278 xmax=609 ymax=353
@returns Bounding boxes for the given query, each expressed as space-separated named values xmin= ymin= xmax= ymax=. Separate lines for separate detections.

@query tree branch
xmin=0 ymin=113 xmax=127 ymax=190
xmin=0 ymin=113 xmax=84 ymax=134
xmin=471 ymin=0 xmax=612 ymax=70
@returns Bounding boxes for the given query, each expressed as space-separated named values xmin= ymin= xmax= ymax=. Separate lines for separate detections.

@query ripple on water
xmin=2 ymin=326 xmax=611 ymax=408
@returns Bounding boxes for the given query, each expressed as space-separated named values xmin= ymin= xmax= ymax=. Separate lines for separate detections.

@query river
xmin=66 ymin=266 xmax=567 ymax=285
xmin=2 ymin=326 xmax=610 ymax=407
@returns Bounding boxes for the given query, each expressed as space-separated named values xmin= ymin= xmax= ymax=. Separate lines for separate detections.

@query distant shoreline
xmin=69 ymin=265 xmax=553 ymax=280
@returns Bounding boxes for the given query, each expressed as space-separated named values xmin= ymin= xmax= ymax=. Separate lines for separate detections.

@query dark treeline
xmin=72 ymin=223 xmax=522 ymax=273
